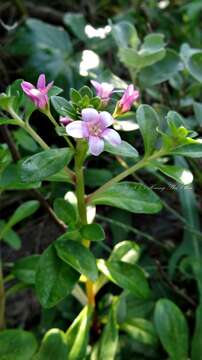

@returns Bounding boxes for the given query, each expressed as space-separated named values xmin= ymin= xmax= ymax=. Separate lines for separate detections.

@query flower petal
xmin=88 ymin=136 xmax=104 ymax=156
xmin=66 ymin=121 xmax=86 ymax=138
xmin=82 ymin=108 xmax=99 ymax=122
xmin=37 ymin=74 xmax=46 ymax=89
xmin=90 ymin=80 xmax=101 ymax=92
xmin=44 ymin=81 xmax=54 ymax=93
xmin=99 ymin=111 xmax=113 ymax=129
xmin=37 ymin=94 xmax=48 ymax=109
xmin=21 ymin=81 xmax=35 ymax=95
xmin=102 ymin=128 xmax=121 ymax=146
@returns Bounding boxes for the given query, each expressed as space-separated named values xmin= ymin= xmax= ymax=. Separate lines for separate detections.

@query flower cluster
xmin=21 ymin=75 xmax=139 ymax=156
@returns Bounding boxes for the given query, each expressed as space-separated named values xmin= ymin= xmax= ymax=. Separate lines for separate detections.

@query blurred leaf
xmin=53 ymin=198 xmax=77 ymax=226
xmin=136 ymin=105 xmax=159 ymax=155
xmin=98 ymin=259 xmax=151 ymax=299
xmin=12 ymin=255 xmax=40 ymax=285
xmin=80 ymin=223 xmax=105 ymax=242
xmin=172 ymin=142 xmax=202 ymax=157
xmin=21 ymin=148 xmax=74 ymax=182
xmin=104 ymin=140 xmax=139 ymax=158
xmin=97 ymin=302 xmax=118 ymax=359
xmin=66 ymin=306 xmax=93 ymax=360
xmin=154 ymin=163 xmax=193 ymax=185
xmin=140 ymin=49 xmax=181 ymax=86
xmin=91 ymin=182 xmax=162 ymax=214
xmin=85 ymin=169 xmax=112 ymax=187
xmin=191 ymin=303 xmax=202 ymax=360
xmin=13 ymin=129 xmax=38 ymax=152
xmin=193 ymin=102 xmax=202 ymax=127
xmin=187 ymin=51 xmax=202 ymax=82
xmin=63 ymin=13 xmax=87 ymax=41
xmin=51 ymin=96 xmax=76 ymax=118
xmin=0 ymin=163 xmax=41 ymax=190
xmin=121 ymin=318 xmax=158 ymax=350
xmin=111 ymin=21 xmax=139 ymax=49
xmin=0 ymin=220 xmax=21 ymax=250
xmin=55 ymin=239 xmax=98 ymax=281
xmin=110 ymin=241 xmax=140 ymax=264
xmin=154 ymin=299 xmax=189 ymax=360
xmin=0 ymin=329 xmax=37 ymax=360
xmin=34 ymin=329 xmax=68 ymax=360
xmin=35 ymin=244 xmax=79 ymax=308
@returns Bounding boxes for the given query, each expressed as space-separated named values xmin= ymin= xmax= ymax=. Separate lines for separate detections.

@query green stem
xmin=75 ymin=140 xmax=95 ymax=307
xmin=87 ymin=149 xmax=166 ymax=203
xmin=7 ymin=108 xmax=75 ymax=182
xmin=45 ymin=110 xmax=74 ymax=149
xmin=0 ymin=262 xmax=5 ymax=329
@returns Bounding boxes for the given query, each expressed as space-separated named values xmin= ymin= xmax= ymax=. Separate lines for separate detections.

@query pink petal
xmin=90 ymin=80 xmax=101 ymax=92
xmin=99 ymin=111 xmax=113 ymax=129
xmin=37 ymin=94 xmax=48 ymax=109
xmin=102 ymin=128 xmax=121 ymax=146
xmin=88 ymin=136 xmax=104 ymax=156
xmin=82 ymin=108 xmax=99 ymax=122
xmin=21 ymin=81 xmax=35 ymax=95
xmin=66 ymin=121 xmax=87 ymax=138
xmin=37 ymin=74 xmax=46 ymax=89
xmin=59 ymin=116 xmax=73 ymax=126
xmin=44 ymin=81 xmax=54 ymax=93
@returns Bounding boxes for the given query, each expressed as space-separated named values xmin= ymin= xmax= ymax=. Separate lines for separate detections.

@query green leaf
xmin=80 ymin=223 xmax=105 ymax=242
xmin=111 ymin=21 xmax=140 ymax=49
xmin=172 ymin=142 xmax=202 ymax=157
xmin=0 ymin=117 xmax=21 ymax=126
xmin=187 ymin=51 xmax=202 ymax=82
xmin=79 ymin=86 xmax=93 ymax=99
xmin=191 ymin=303 xmax=202 ymax=360
xmin=154 ymin=163 xmax=193 ymax=185
xmin=34 ymin=329 xmax=68 ymax=360
xmin=66 ymin=305 xmax=93 ymax=360
xmin=0 ymin=329 xmax=37 ymax=360
xmin=97 ymin=303 xmax=118 ymax=359
xmin=193 ymin=101 xmax=202 ymax=127
xmin=55 ymin=239 xmax=98 ymax=281
xmin=51 ymin=96 xmax=76 ymax=118
xmin=0 ymin=220 xmax=21 ymax=250
xmin=21 ymin=148 xmax=74 ymax=182
xmin=110 ymin=241 xmax=140 ymax=264
xmin=13 ymin=128 xmax=38 ymax=153
xmin=53 ymin=198 xmax=77 ymax=226
xmin=85 ymin=169 xmax=112 ymax=187
xmin=154 ymin=299 xmax=189 ymax=360
xmin=0 ymin=200 xmax=39 ymax=242
xmin=104 ymin=140 xmax=139 ymax=158
xmin=140 ymin=49 xmax=181 ymax=86
xmin=35 ymin=244 xmax=79 ymax=308
xmin=136 ymin=105 xmax=159 ymax=155
xmin=91 ymin=182 xmax=162 ymax=214
xmin=12 ymin=255 xmax=40 ymax=285
xmin=98 ymin=259 xmax=151 ymax=299
xmin=120 ymin=318 xmax=158 ymax=349
xmin=63 ymin=12 xmax=87 ymax=41
xmin=0 ymin=164 xmax=41 ymax=190
xmin=70 ymin=88 xmax=82 ymax=103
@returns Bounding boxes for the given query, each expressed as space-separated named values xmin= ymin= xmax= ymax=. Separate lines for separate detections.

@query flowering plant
xmin=0 ymin=71 xmax=202 ymax=359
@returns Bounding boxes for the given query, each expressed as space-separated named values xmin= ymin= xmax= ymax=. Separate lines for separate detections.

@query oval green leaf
xmin=0 ymin=329 xmax=37 ymax=360
xmin=154 ymin=299 xmax=189 ymax=360
xmin=21 ymin=148 xmax=74 ymax=183
xmin=35 ymin=244 xmax=79 ymax=308
xmin=91 ymin=182 xmax=162 ymax=214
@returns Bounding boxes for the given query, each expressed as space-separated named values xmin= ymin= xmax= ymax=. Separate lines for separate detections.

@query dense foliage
xmin=0 ymin=1 xmax=202 ymax=359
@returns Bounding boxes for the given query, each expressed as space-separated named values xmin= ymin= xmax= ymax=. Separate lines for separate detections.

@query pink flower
xmin=91 ymin=80 xmax=114 ymax=105
xmin=21 ymin=74 xmax=53 ymax=109
xmin=59 ymin=116 xmax=73 ymax=126
xmin=66 ymin=108 xmax=121 ymax=156
xmin=117 ymin=84 xmax=139 ymax=114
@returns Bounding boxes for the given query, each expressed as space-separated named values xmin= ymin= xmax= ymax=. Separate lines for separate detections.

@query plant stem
xmin=75 ymin=141 xmax=95 ymax=307
xmin=45 ymin=110 xmax=74 ymax=149
xmin=87 ymin=149 xmax=166 ymax=203
xmin=7 ymin=107 xmax=75 ymax=182
xmin=0 ymin=262 xmax=5 ymax=329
